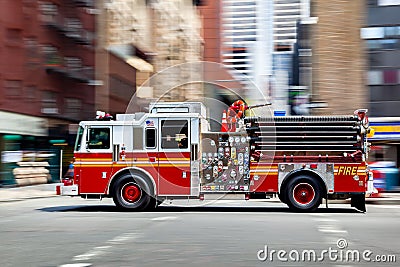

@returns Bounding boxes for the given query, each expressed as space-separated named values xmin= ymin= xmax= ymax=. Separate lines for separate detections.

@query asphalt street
xmin=0 ymin=197 xmax=399 ymax=267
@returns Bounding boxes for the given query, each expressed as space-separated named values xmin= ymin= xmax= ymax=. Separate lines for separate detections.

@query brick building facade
xmin=311 ymin=0 xmax=368 ymax=114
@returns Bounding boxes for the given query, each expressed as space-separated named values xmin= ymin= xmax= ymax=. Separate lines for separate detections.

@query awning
xmin=126 ymin=56 xmax=154 ymax=72
xmin=107 ymin=44 xmax=154 ymax=72
xmin=369 ymin=117 xmax=400 ymax=141
xmin=0 ymin=111 xmax=47 ymax=136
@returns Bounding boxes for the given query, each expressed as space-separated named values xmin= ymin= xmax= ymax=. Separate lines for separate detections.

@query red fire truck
xmin=57 ymin=101 xmax=374 ymax=212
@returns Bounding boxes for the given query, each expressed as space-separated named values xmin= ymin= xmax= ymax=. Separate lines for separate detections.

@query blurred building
xmin=95 ymin=0 xmax=153 ymax=114
xmin=97 ymin=0 xmax=203 ymax=109
xmin=362 ymin=0 xmax=400 ymax=169
xmin=273 ymin=0 xmax=310 ymax=52
xmin=150 ymin=0 xmax=203 ymax=101
xmin=363 ymin=0 xmax=400 ymax=117
xmin=273 ymin=0 xmax=311 ymax=109
xmin=0 ymin=0 xmax=96 ymax=185
xmin=0 ymin=0 xmax=96 ymax=129
xmin=203 ymin=0 xmax=311 ymax=112
xmin=291 ymin=19 xmax=314 ymax=115
xmin=198 ymin=0 xmax=221 ymax=63
xmin=308 ymin=0 xmax=367 ymax=115
xmin=220 ymin=0 xmax=274 ymax=99
xmin=273 ymin=0 xmax=312 ymax=113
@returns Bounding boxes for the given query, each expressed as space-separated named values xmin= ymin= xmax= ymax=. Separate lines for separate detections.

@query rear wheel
xmin=286 ymin=175 xmax=322 ymax=212
xmin=112 ymin=173 xmax=153 ymax=211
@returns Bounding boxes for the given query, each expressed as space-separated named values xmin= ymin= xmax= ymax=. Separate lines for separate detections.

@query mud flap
xmin=351 ymin=194 xmax=366 ymax=212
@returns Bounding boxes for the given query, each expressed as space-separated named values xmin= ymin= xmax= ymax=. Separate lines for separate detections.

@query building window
xmin=24 ymin=86 xmax=37 ymax=100
xmin=366 ymin=39 xmax=400 ymax=50
xmin=369 ymin=52 xmax=382 ymax=66
xmin=40 ymin=1 xmax=58 ymax=23
xmin=361 ymin=27 xmax=384 ymax=39
xmin=25 ymin=38 xmax=40 ymax=68
xmin=368 ymin=70 xmax=383 ymax=85
xmin=64 ymin=57 xmax=82 ymax=70
xmin=363 ymin=26 xmax=400 ymax=40
xmin=367 ymin=40 xmax=380 ymax=50
xmin=384 ymin=26 xmax=400 ymax=38
xmin=4 ymin=80 xmax=22 ymax=98
xmin=42 ymin=45 xmax=62 ymax=66
xmin=65 ymin=18 xmax=83 ymax=38
xmin=41 ymin=91 xmax=58 ymax=114
xmin=378 ymin=0 xmax=400 ymax=6
xmin=64 ymin=98 xmax=82 ymax=119
xmin=383 ymin=70 xmax=398 ymax=84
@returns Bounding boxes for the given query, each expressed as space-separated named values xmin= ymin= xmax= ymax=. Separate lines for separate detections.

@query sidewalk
xmin=0 ymin=183 xmax=60 ymax=202
xmin=365 ymin=193 xmax=400 ymax=205
xmin=1 ymin=183 xmax=400 ymax=204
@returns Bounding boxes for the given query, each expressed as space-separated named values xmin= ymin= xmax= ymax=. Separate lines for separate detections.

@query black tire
xmin=285 ymin=174 xmax=322 ymax=212
xmin=157 ymin=199 xmax=164 ymax=206
xmin=112 ymin=173 xmax=153 ymax=211
xmin=278 ymin=192 xmax=287 ymax=204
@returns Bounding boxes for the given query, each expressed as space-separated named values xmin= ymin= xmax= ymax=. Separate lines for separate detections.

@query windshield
xmin=74 ymin=126 xmax=84 ymax=151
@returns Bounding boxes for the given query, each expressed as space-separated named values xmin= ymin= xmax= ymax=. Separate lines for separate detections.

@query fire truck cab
xmin=58 ymin=101 xmax=374 ymax=212
xmin=63 ymin=102 xmax=207 ymax=210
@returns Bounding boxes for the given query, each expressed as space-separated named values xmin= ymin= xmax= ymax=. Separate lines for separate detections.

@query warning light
xmin=310 ymin=163 xmax=318 ymax=169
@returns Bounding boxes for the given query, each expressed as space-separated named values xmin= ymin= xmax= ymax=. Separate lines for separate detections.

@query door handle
xmin=149 ymin=157 xmax=157 ymax=162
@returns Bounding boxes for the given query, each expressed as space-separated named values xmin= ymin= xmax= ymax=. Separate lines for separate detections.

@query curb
xmin=0 ymin=183 xmax=60 ymax=203
xmin=366 ymin=199 xmax=400 ymax=205
xmin=0 ymin=194 xmax=58 ymax=203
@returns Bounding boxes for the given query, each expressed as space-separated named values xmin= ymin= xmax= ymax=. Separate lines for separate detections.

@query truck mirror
xmin=86 ymin=127 xmax=90 ymax=142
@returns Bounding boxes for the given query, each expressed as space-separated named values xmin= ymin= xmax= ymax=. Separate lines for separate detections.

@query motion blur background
xmin=0 ymin=0 xmax=399 ymax=190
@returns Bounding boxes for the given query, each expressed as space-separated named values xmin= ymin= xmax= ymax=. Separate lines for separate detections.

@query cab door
xmin=77 ymin=126 xmax=113 ymax=194
xmin=158 ymin=119 xmax=191 ymax=195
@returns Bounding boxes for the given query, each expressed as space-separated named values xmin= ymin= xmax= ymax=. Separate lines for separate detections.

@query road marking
xmin=313 ymin=218 xmax=337 ymax=222
xmin=312 ymin=213 xmax=329 ymax=217
xmin=318 ymin=228 xmax=348 ymax=234
xmin=370 ymin=205 xmax=400 ymax=209
xmin=107 ymin=233 xmax=139 ymax=245
xmin=0 ymin=219 xmax=15 ymax=224
xmin=318 ymin=222 xmax=348 ymax=234
xmin=73 ymin=246 xmax=111 ymax=261
xmin=312 ymin=214 xmax=349 ymax=248
xmin=72 ymin=232 xmax=141 ymax=262
xmin=151 ymin=216 xmax=177 ymax=221
xmin=59 ymin=264 xmax=92 ymax=267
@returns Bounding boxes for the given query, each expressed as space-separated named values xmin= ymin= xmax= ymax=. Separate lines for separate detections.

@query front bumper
xmin=56 ymin=184 xmax=79 ymax=196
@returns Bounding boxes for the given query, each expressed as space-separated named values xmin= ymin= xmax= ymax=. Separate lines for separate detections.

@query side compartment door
xmin=158 ymin=119 xmax=191 ymax=195
xmin=78 ymin=126 xmax=113 ymax=194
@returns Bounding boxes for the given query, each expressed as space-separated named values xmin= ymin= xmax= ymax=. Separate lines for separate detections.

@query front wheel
xmin=285 ymin=175 xmax=322 ymax=212
xmin=112 ymin=173 xmax=153 ymax=211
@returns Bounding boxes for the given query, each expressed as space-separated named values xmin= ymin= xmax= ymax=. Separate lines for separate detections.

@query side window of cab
xmin=161 ymin=120 xmax=188 ymax=149
xmin=87 ymin=128 xmax=111 ymax=149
